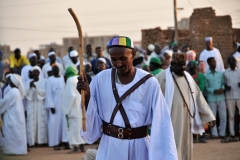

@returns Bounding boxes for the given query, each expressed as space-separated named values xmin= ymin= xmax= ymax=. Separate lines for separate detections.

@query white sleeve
xmin=217 ymin=49 xmax=225 ymax=72
xmin=80 ymin=76 xmax=102 ymax=144
xmin=0 ymin=90 xmax=17 ymax=115
xmin=149 ymin=80 xmax=178 ymax=160
xmin=34 ymin=80 xmax=46 ymax=101
xmin=44 ymin=80 xmax=55 ymax=109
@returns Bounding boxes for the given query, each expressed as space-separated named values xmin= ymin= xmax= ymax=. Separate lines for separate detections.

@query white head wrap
xmin=237 ymin=42 xmax=240 ymax=49
xmin=186 ymin=50 xmax=196 ymax=57
xmin=69 ymin=50 xmax=78 ymax=57
xmin=28 ymin=53 xmax=36 ymax=59
xmin=84 ymin=62 xmax=92 ymax=67
xmin=31 ymin=66 xmax=41 ymax=72
xmin=97 ymin=57 xmax=106 ymax=64
xmin=205 ymin=37 xmax=213 ymax=42
xmin=164 ymin=50 xmax=173 ymax=57
xmin=6 ymin=73 xmax=12 ymax=79
xmin=147 ymin=44 xmax=155 ymax=52
xmin=10 ymin=74 xmax=26 ymax=99
xmin=48 ymin=51 xmax=55 ymax=57
xmin=40 ymin=55 xmax=45 ymax=60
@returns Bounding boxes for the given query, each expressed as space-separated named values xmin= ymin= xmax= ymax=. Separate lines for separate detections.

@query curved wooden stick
xmin=68 ymin=8 xmax=86 ymax=131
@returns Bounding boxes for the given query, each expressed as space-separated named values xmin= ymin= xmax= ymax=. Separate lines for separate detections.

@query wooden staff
xmin=68 ymin=8 xmax=86 ymax=131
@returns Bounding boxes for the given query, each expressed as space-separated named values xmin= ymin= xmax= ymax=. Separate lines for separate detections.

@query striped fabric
xmin=108 ymin=36 xmax=134 ymax=49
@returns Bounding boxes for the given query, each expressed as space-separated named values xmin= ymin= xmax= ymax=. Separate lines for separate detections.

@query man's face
xmin=29 ymin=56 xmax=37 ymax=66
xmin=154 ymin=45 xmax=161 ymax=55
xmin=146 ymin=49 xmax=152 ymax=55
xmin=32 ymin=69 xmax=40 ymax=79
xmin=96 ymin=48 xmax=103 ymax=57
xmin=171 ymin=62 xmax=186 ymax=76
xmin=187 ymin=53 xmax=195 ymax=61
xmin=149 ymin=63 xmax=156 ymax=72
xmin=173 ymin=45 xmax=179 ymax=52
xmin=110 ymin=47 xmax=135 ymax=75
xmin=14 ymin=51 xmax=21 ymax=59
xmin=86 ymin=46 xmax=92 ymax=54
xmin=49 ymin=55 xmax=56 ymax=63
xmin=85 ymin=64 xmax=92 ymax=73
xmin=198 ymin=62 xmax=206 ymax=73
xmin=70 ymin=56 xmax=78 ymax=64
xmin=209 ymin=59 xmax=216 ymax=69
xmin=97 ymin=61 xmax=106 ymax=72
xmin=229 ymin=58 xmax=236 ymax=70
xmin=206 ymin=41 xmax=213 ymax=50
xmin=35 ymin=51 xmax=40 ymax=59
xmin=187 ymin=61 xmax=195 ymax=71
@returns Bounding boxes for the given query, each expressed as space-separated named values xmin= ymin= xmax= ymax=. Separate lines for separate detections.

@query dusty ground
xmin=0 ymin=139 xmax=239 ymax=160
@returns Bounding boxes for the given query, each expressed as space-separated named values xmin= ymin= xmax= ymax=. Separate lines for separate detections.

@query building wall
xmin=141 ymin=7 xmax=237 ymax=68
xmin=189 ymin=7 xmax=233 ymax=66
xmin=0 ymin=45 xmax=12 ymax=59
xmin=178 ymin=18 xmax=190 ymax=30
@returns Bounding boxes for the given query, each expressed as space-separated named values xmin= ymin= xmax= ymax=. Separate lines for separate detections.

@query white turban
xmin=70 ymin=50 xmax=78 ymax=57
xmin=164 ymin=50 xmax=173 ymax=57
xmin=84 ymin=62 xmax=92 ymax=67
xmin=28 ymin=53 xmax=36 ymax=59
xmin=40 ymin=55 xmax=45 ymax=60
xmin=6 ymin=73 xmax=12 ymax=79
xmin=97 ymin=57 xmax=106 ymax=64
xmin=205 ymin=37 xmax=213 ymax=42
xmin=48 ymin=51 xmax=55 ymax=57
xmin=186 ymin=50 xmax=196 ymax=57
xmin=10 ymin=74 xmax=26 ymax=99
xmin=31 ymin=66 xmax=41 ymax=72
xmin=237 ymin=42 xmax=240 ymax=49
xmin=147 ymin=44 xmax=155 ymax=52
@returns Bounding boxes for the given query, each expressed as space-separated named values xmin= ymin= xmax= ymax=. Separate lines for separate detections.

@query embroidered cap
xmin=171 ymin=52 xmax=187 ymax=64
xmin=108 ymin=36 xmax=134 ymax=49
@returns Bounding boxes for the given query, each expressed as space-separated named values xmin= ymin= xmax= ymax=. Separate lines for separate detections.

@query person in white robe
xmin=143 ymin=44 xmax=158 ymax=65
xmin=0 ymin=74 xmax=27 ymax=155
xmin=25 ymin=66 xmax=48 ymax=146
xmin=44 ymin=65 xmax=68 ymax=150
xmin=233 ymin=42 xmax=240 ymax=69
xmin=42 ymin=51 xmax=64 ymax=78
xmin=61 ymin=66 xmax=85 ymax=153
xmin=199 ymin=37 xmax=225 ymax=72
xmin=62 ymin=47 xmax=81 ymax=69
xmin=155 ymin=52 xmax=216 ymax=160
xmin=77 ymin=36 xmax=177 ymax=160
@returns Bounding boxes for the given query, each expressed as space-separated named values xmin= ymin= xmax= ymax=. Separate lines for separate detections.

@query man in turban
xmin=149 ymin=57 xmax=162 ymax=76
xmin=233 ymin=42 xmax=240 ymax=69
xmin=77 ymin=36 xmax=177 ymax=160
xmin=61 ymin=66 xmax=85 ymax=153
xmin=155 ymin=52 xmax=215 ymax=160
xmin=0 ymin=74 xmax=27 ymax=155
xmin=199 ymin=37 xmax=225 ymax=72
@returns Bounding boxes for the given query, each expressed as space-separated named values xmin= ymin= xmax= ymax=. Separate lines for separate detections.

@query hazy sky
xmin=0 ymin=0 xmax=239 ymax=54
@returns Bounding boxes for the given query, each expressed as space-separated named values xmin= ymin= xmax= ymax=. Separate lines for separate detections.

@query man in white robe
xmin=0 ymin=74 xmax=27 ymax=155
xmin=42 ymin=51 xmax=64 ymax=78
xmin=44 ymin=65 xmax=68 ymax=150
xmin=77 ymin=36 xmax=177 ymax=160
xmin=199 ymin=37 xmax=225 ymax=72
xmin=155 ymin=52 xmax=216 ymax=160
xmin=233 ymin=42 xmax=240 ymax=69
xmin=25 ymin=66 xmax=48 ymax=146
xmin=62 ymin=47 xmax=81 ymax=69
xmin=61 ymin=66 xmax=85 ymax=153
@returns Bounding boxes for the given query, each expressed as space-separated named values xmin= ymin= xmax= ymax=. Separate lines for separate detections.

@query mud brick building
xmin=142 ymin=7 xmax=239 ymax=67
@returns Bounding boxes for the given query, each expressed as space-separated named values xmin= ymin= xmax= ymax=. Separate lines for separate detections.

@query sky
xmin=0 ymin=0 xmax=240 ymax=55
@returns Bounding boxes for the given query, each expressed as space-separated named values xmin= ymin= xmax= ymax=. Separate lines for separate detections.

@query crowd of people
xmin=0 ymin=36 xmax=240 ymax=160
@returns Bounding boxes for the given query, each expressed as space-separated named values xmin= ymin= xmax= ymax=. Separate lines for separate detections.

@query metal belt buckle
xmin=118 ymin=128 xmax=124 ymax=139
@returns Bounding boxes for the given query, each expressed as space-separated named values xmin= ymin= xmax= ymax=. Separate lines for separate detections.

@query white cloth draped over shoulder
xmin=21 ymin=65 xmax=44 ymax=88
xmin=199 ymin=48 xmax=225 ymax=72
xmin=25 ymin=79 xmax=48 ymax=146
xmin=61 ymin=76 xmax=85 ymax=147
xmin=164 ymin=68 xmax=205 ymax=135
xmin=0 ymin=87 xmax=27 ymax=155
xmin=80 ymin=68 xmax=177 ymax=160
xmin=233 ymin=51 xmax=240 ymax=69
xmin=44 ymin=76 xmax=68 ymax=146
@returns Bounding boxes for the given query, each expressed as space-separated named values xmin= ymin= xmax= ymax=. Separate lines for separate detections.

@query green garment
xmin=204 ymin=70 xmax=225 ymax=102
xmin=193 ymin=71 xmax=205 ymax=92
xmin=151 ymin=68 xmax=162 ymax=76
xmin=65 ymin=66 xmax=78 ymax=79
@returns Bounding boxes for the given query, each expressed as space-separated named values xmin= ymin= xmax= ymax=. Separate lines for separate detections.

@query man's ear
xmin=131 ymin=49 xmax=136 ymax=59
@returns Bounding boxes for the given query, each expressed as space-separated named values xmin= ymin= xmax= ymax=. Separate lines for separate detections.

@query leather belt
xmin=102 ymin=121 xmax=148 ymax=140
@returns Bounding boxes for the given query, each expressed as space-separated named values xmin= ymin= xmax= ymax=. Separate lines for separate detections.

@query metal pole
xmin=173 ymin=0 xmax=178 ymax=43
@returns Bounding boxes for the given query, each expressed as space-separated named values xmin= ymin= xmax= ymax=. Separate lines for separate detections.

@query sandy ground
xmin=0 ymin=139 xmax=240 ymax=160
